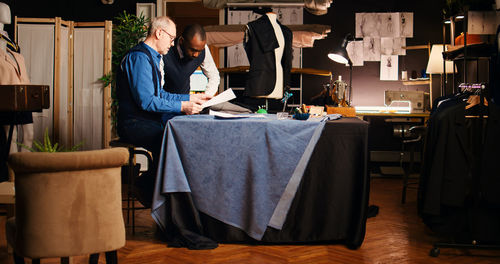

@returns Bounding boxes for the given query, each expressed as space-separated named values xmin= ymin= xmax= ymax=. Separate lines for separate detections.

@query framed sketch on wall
xmin=137 ymin=3 xmax=156 ymax=22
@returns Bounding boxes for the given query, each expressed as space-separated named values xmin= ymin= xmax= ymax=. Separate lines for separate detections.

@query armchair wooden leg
xmin=12 ymin=252 xmax=24 ymax=264
xmin=105 ymin=251 xmax=118 ymax=264
xmin=89 ymin=253 xmax=100 ymax=264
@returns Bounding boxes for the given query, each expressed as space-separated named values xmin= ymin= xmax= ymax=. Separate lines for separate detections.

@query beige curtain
xmin=58 ymin=27 xmax=70 ymax=149
xmin=73 ymin=28 xmax=104 ymax=150
xmin=17 ymin=24 xmax=55 ymax=143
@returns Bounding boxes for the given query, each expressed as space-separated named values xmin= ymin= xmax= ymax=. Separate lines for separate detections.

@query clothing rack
xmin=428 ymin=9 xmax=498 ymax=255
xmin=429 ymin=82 xmax=500 ymax=257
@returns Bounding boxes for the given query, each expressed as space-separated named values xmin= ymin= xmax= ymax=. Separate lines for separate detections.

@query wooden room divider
xmin=14 ymin=17 xmax=112 ymax=150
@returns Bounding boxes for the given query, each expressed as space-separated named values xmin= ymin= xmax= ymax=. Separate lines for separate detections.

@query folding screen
xmin=16 ymin=23 xmax=55 ymax=144
xmin=15 ymin=17 xmax=112 ymax=150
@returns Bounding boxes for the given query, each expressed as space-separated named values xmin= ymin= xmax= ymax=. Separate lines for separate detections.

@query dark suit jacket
xmin=243 ymin=15 xmax=293 ymax=97
xmin=422 ymin=101 xmax=500 ymax=216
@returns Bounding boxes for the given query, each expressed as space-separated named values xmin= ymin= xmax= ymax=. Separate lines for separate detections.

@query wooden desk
xmin=356 ymin=112 xmax=430 ymax=119
xmin=357 ymin=112 xmax=429 ymax=174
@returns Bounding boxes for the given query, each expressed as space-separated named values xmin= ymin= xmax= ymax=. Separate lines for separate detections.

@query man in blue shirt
xmin=117 ymin=16 xmax=211 ymax=207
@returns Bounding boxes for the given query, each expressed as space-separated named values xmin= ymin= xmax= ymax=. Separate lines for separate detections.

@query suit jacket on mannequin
xmin=0 ymin=47 xmax=30 ymax=85
xmin=0 ymin=43 xmax=33 ymax=124
xmin=243 ymin=14 xmax=293 ymax=97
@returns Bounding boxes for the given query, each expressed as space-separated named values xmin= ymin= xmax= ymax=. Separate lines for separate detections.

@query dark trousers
xmin=117 ymin=118 xmax=165 ymax=192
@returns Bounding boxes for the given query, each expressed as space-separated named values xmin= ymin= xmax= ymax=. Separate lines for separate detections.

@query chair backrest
xmin=7 ymin=148 xmax=129 ymax=259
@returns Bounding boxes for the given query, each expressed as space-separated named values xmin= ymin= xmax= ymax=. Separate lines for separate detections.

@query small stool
xmin=109 ymin=139 xmax=153 ymax=234
xmin=401 ymin=125 xmax=427 ymax=204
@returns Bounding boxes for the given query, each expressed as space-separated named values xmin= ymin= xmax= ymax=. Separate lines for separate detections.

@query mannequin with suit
xmin=243 ymin=11 xmax=293 ymax=111
xmin=0 ymin=2 xmax=34 ymax=159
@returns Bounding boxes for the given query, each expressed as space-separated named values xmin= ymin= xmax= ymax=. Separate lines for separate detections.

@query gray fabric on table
xmin=152 ymin=114 xmax=326 ymax=240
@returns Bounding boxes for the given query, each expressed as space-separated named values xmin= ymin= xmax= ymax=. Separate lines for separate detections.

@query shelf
xmin=219 ymin=66 xmax=331 ymax=76
xmin=443 ymin=43 xmax=494 ymax=61
xmin=402 ymin=80 xmax=430 ymax=85
xmin=205 ymin=24 xmax=331 ymax=48
xmin=219 ymin=66 xmax=249 ymax=74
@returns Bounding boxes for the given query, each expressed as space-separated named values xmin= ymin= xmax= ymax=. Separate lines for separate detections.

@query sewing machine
xmin=384 ymin=90 xmax=430 ymax=113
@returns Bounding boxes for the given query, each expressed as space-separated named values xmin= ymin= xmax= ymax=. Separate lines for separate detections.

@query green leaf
xmin=16 ymin=142 xmax=35 ymax=152
xmin=17 ymin=127 xmax=83 ymax=152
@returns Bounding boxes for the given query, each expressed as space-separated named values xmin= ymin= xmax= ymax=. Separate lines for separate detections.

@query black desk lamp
xmin=327 ymin=33 xmax=358 ymax=105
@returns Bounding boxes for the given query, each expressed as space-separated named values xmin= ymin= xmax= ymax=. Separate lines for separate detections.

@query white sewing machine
xmin=384 ymin=90 xmax=430 ymax=113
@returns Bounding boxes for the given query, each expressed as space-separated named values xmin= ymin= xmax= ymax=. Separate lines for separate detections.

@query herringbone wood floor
xmin=1 ymin=177 xmax=500 ymax=263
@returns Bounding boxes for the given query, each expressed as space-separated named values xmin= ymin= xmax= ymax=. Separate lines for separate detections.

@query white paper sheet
xmin=363 ymin=37 xmax=381 ymax=61
xmin=399 ymin=12 xmax=414 ymax=37
xmin=202 ymin=88 xmax=237 ymax=109
xmin=346 ymin=40 xmax=364 ymax=66
xmin=209 ymin=110 xmax=265 ymax=118
xmin=380 ymin=55 xmax=399 ymax=81
xmin=381 ymin=37 xmax=405 ymax=55
xmin=468 ymin=11 xmax=497 ymax=35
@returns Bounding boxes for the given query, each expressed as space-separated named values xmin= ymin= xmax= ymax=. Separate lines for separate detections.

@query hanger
xmin=465 ymin=95 xmax=489 ymax=118
xmin=465 ymin=95 xmax=488 ymax=109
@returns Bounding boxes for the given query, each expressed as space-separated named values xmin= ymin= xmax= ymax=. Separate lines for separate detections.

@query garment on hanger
xmin=243 ymin=13 xmax=293 ymax=98
xmin=419 ymin=90 xmax=500 ymax=243
xmin=0 ymin=33 xmax=33 ymax=181
xmin=0 ymin=48 xmax=30 ymax=85
xmin=0 ymin=38 xmax=33 ymax=134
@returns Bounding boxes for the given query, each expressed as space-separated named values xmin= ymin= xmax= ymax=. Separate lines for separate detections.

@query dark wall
xmin=302 ymin=0 xmax=446 ymax=106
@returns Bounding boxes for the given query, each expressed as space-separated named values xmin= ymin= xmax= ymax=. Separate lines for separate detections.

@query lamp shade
xmin=426 ymin=44 xmax=455 ymax=74
xmin=328 ymin=50 xmax=349 ymax=64
xmin=328 ymin=34 xmax=353 ymax=65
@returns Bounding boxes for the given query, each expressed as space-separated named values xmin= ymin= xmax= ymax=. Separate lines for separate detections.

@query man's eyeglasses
xmin=160 ymin=29 xmax=176 ymax=45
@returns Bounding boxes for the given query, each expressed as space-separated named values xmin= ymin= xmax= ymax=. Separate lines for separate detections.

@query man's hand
xmin=181 ymin=101 xmax=203 ymax=115
xmin=189 ymin=93 xmax=213 ymax=105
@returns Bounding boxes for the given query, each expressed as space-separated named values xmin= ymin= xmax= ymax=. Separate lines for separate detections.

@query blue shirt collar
xmin=140 ymin=42 xmax=162 ymax=63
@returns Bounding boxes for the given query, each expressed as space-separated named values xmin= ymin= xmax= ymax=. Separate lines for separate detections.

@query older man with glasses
xmin=116 ymin=16 xmax=211 ymax=207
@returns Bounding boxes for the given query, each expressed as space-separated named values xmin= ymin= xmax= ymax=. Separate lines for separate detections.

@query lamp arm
xmin=341 ymin=33 xmax=363 ymax=48
xmin=348 ymin=63 xmax=353 ymax=106
xmin=341 ymin=33 xmax=352 ymax=48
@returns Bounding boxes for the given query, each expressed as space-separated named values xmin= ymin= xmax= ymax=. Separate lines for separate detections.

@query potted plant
xmin=100 ymin=11 xmax=149 ymax=137
xmin=17 ymin=128 xmax=83 ymax=152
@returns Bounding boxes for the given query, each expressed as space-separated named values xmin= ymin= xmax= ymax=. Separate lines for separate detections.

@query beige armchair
xmin=6 ymin=148 xmax=129 ymax=264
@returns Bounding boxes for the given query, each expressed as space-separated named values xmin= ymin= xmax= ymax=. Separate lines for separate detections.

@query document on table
xmin=201 ymin=89 xmax=236 ymax=109
xmin=209 ymin=110 xmax=265 ymax=119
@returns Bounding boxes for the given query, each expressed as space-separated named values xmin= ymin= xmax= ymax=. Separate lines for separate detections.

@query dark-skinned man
xmin=162 ymin=24 xmax=220 ymax=97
